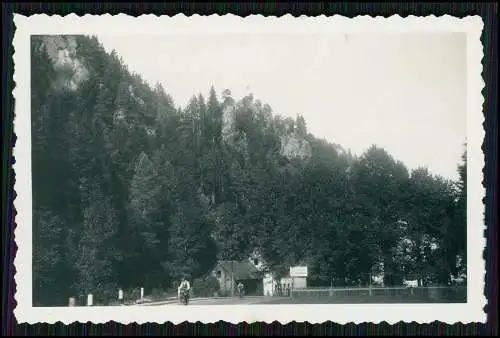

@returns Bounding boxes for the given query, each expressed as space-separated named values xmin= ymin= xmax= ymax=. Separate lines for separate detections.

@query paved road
xmin=139 ymin=294 xmax=464 ymax=306
xmin=139 ymin=296 xmax=280 ymax=306
xmin=180 ymin=297 xmax=269 ymax=305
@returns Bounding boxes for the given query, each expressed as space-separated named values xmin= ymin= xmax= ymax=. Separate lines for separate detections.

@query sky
xmin=96 ymin=33 xmax=466 ymax=181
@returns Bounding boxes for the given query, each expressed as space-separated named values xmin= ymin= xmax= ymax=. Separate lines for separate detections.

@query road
xmin=180 ymin=297 xmax=270 ymax=305
xmin=138 ymin=294 xmax=465 ymax=306
xmin=138 ymin=296 xmax=280 ymax=306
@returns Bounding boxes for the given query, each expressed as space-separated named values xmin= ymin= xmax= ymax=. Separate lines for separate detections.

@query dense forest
xmin=31 ymin=35 xmax=467 ymax=306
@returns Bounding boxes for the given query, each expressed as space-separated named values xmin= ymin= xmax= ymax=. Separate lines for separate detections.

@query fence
xmin=290 ymin=286 xmax=466 ymax=303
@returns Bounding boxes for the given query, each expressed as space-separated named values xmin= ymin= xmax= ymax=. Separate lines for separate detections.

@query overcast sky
xmin=96 ymin=33 xmax=466 ymax=181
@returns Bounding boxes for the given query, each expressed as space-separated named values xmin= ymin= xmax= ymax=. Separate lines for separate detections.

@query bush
xmin=87 ymin=283 xmax=119 ymax=306
xmin=150 ymin=288 xmax=164 ymax=300
xmin=192 ymin=276 xmax=220 ymax=298
xmin=108 ymin=287 xmax=140 ymax=305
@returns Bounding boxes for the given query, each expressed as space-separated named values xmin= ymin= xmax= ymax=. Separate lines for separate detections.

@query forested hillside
xmin=31 ymin=35 xmax=467 ymax=306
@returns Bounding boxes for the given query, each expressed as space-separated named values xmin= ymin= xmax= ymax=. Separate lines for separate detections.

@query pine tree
xmin=129 ymin=152 xmax=162 ymax=248
xmin=32 ymin=208 xmax=63 ymax=305
xmin=296 ymin=114 xmax=307 ymax=137
xmin=73 ymin=183 xmax=119 ymax=303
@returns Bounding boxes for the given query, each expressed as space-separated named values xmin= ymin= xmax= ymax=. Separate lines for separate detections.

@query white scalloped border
xmin=12 ymin=13 xmax=486 ymax=325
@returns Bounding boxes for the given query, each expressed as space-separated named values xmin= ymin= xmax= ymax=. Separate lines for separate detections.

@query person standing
xmin=237 ymin=282 xmax=245 ymax=298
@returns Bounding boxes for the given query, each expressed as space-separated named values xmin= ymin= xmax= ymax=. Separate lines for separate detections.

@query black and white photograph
xmin=13 ymin=14 xmax=486 ymax=324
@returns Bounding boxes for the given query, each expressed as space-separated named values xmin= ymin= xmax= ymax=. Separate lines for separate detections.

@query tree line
xmin=31 ymin=35 xmax=466 ymax=306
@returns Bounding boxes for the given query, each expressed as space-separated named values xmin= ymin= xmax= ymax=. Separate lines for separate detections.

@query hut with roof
xmin=212 ymin=260 xmax=264 ymax=296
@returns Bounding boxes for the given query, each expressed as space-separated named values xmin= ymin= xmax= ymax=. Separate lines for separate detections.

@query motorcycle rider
xmin=178 ymin=276 xmax=191 ymax=304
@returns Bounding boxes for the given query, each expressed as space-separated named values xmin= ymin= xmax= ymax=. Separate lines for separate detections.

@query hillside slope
xmin=31 ymin=35 xmax=466 ymax=306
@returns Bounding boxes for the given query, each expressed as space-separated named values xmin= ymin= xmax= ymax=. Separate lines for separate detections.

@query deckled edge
xmin=10 ymin=13 xmax=483 ymax=34
xmin=11 ymin=13 xmax=487 ymax=325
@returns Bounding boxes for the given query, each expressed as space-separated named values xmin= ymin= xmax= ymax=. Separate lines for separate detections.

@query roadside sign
xmin=290 ymin=266 xmax=308 ymax=277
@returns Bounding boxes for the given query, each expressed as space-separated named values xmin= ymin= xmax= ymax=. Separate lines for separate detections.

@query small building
xmin=212 ymin=261 xmax=263 ymax=296
xmin=261 ymin=274 xmax=308 ymax=297
xmin=288 ymin=265 xmax=308 ymax=291
xmin=290 ymin=275 xmax=307 ymax=289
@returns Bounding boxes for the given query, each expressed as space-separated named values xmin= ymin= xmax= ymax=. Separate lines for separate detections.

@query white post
xmin=118 ymin=289 xmax=124 ymax=304
xmin=140 ymin=287 xmax=144 ymax=299
xmin=68 ymin=297 xmax=75 ymax=307
xmin=87 ymin=294 xmax=93 ymax=306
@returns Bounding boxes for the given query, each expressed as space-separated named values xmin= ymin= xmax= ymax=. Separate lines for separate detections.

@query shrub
xmin=192 ymin=276 xmax=220 ymax=298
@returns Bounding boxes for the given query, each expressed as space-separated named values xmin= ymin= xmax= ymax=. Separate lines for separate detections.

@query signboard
xmin=290 ymin=266 xmax=308 ymax=277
